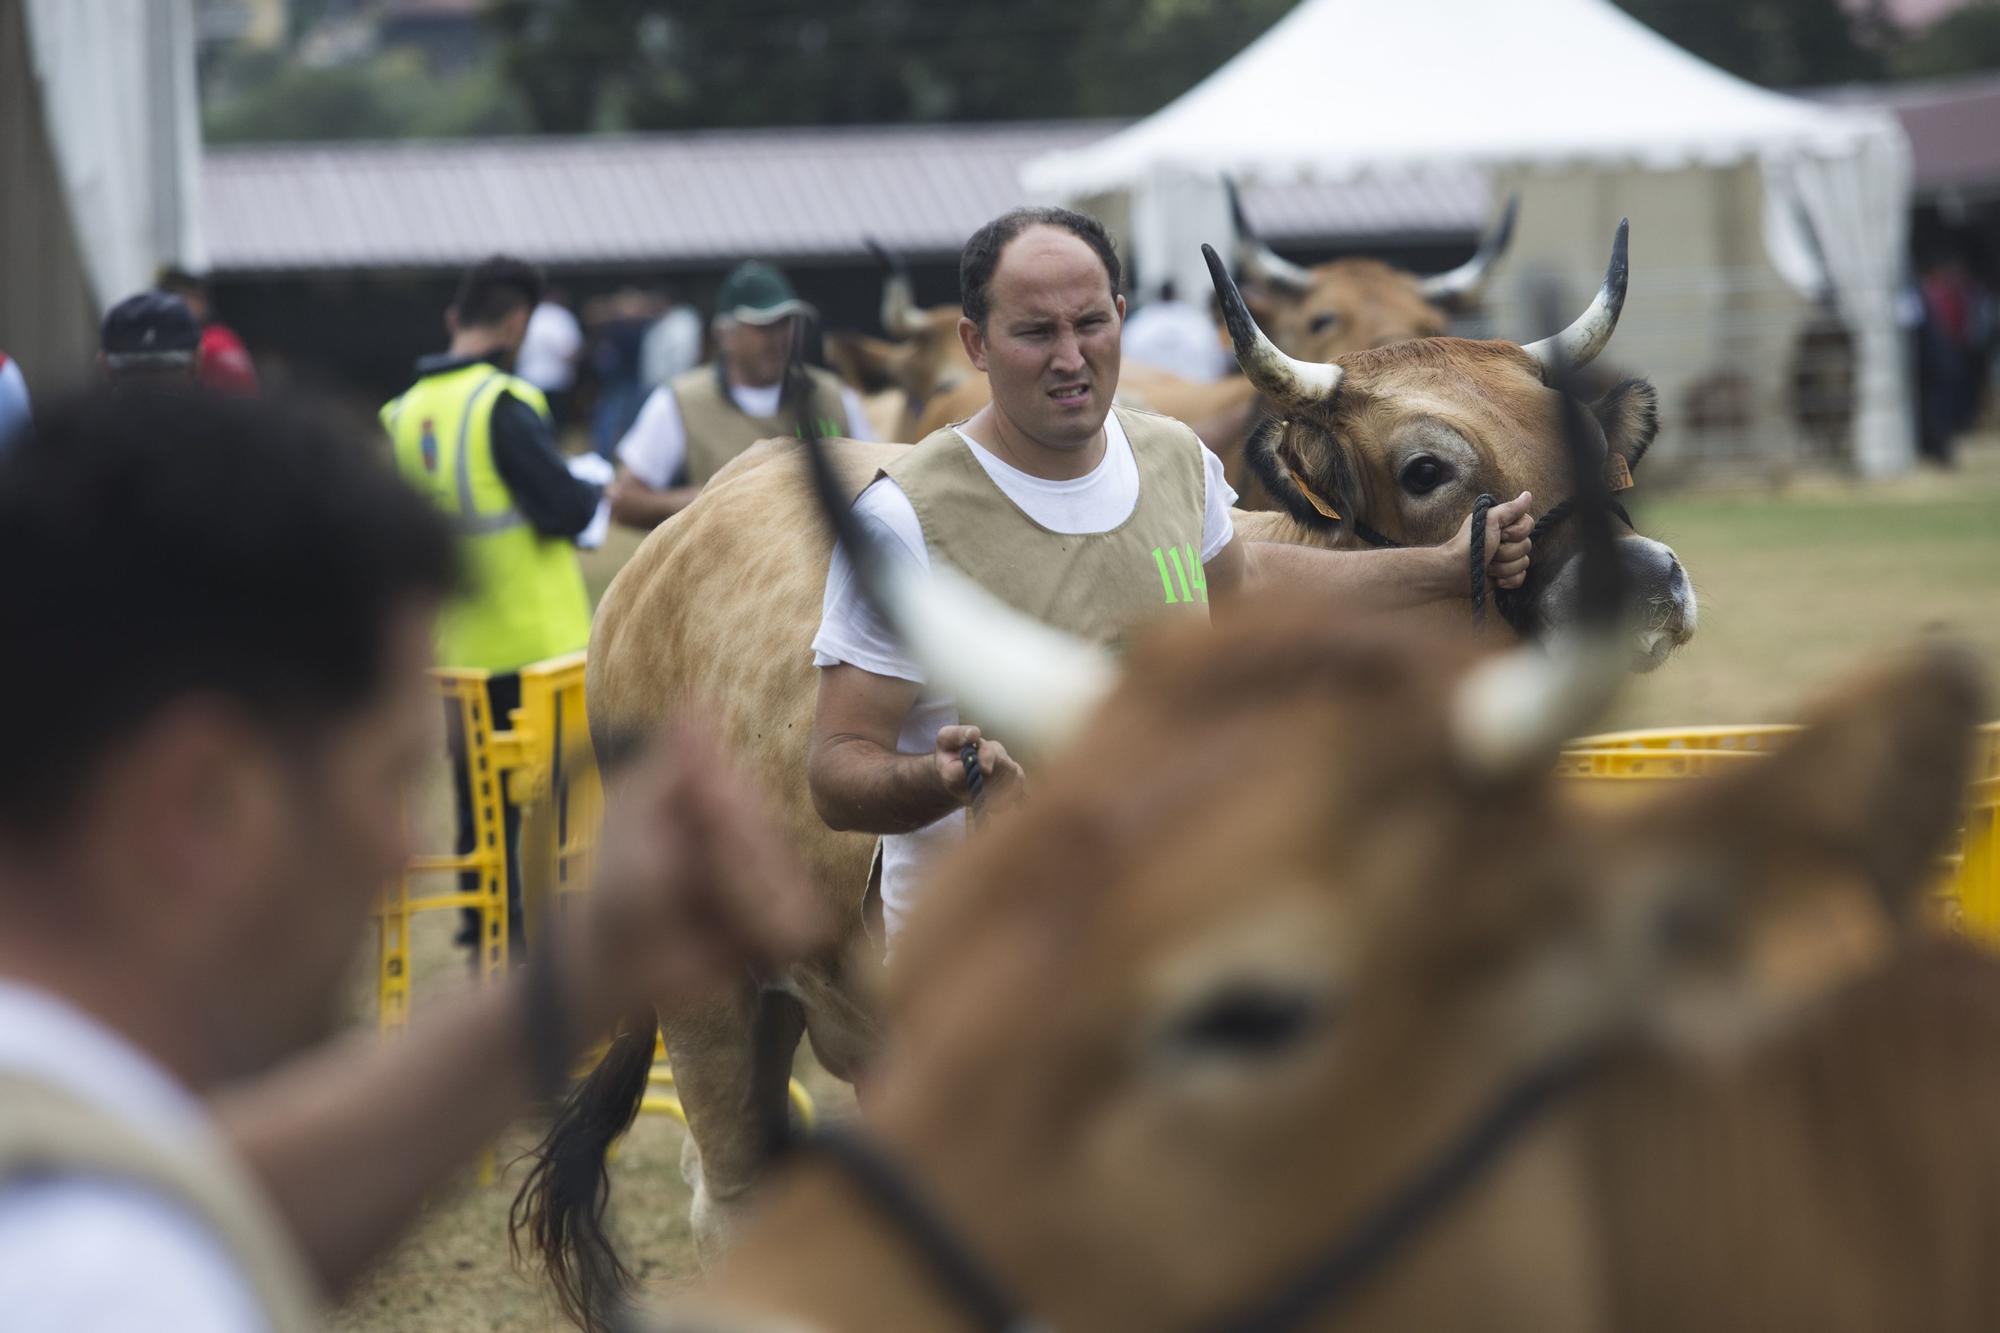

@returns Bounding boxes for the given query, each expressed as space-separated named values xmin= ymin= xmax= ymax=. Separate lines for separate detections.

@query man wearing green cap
xmin=609 ymin=260 xmax=874 ymax=528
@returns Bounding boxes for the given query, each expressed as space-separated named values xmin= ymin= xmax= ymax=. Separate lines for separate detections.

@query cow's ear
xmin=1246 ymin=417 xmax=1357 ymax=534
xmin=1583 ymin=649 xmax=1984 ymax=1056
xmin=822 ymin=334 xmax=910 ymax=393
xmin=1591 ymin=377 xmax=1659 ymax=474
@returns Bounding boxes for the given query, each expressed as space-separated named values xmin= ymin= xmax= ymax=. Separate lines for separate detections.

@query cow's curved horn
xmin=1522 ymin=219 xmax=1630 ymax=376
xmin=1204 ymin=243 xmax=1342 ymax=410
xmin=794 ymin=388 xmax=1111 ymax=753
xmin=1416 ymin=193 xmax=1519 ymax=302
xmin=1226 ymin=177 xmax=1314 ymax=294
xmin=867 ymin=239 xmax=931 ymax=339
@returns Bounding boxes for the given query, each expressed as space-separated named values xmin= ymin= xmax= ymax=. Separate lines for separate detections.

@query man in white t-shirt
xmin=808 ymin=207 xmax=1535 ymax=942
xmin=516 ymin=296 xmax=585 ymax=424
xmin=0 ymin=391 xmax=825 ymax=1330
xmin=609 ymin=261 xmax=876 ymax=529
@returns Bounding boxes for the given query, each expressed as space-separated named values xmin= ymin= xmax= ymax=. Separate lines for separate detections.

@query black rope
xmin=806 ymin=1125 xmax=1030 ymax=1333
xmin=798 ymin=1042 xmax=1612 ymax=1333
xmin=1188 ymin=1044 xmax=1610 ymax=1333
xmin=961 ymin=741 xmax=985 ymax=811
xmin=1466 ymin=493 xmax=1497 ymax=628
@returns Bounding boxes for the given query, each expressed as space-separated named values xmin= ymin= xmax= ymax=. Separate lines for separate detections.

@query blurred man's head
xmin=448 ymin=255 xmax=546 ymax=365
xmin=156 ymin=266 xmax=213 ymax=323
xmin=0 ymin=391 xmax=459 ymax=1083
xmin=99 ymin=291 xmax=202 ymax=385
xmin=714 ymin=261 xmax=807 ymax=388
xmin=958 ymin=207 xmax=1125 ymax=452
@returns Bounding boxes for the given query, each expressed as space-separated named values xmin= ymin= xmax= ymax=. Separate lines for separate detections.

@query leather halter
xmin=799 ymin=1041 xmax=1609 ymax=1333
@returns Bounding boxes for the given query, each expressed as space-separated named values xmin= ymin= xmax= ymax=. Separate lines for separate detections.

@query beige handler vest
xmin=671 ymin=362 xmax=854 ymax=487
xmin=883 ymin=405 xmax=1212 ymax=656
xmin=0 ymin=1074 xmax=321 ymax=1331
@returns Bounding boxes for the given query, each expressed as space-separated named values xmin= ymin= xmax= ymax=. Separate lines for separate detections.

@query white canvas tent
xmin=1023 ymin=0 xmax=1916 ymax=476
xmin=0 ymin=0 xmax=204 ymax=389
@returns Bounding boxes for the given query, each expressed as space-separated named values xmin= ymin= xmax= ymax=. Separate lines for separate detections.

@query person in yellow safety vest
xmin=383 ymin=255 xmax=606 ymax=960
xmin=606 ymin=259 xmax=876 ymax=529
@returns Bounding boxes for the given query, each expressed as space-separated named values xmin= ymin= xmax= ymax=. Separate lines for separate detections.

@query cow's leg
xmin=795 ymin=951 xmax=883 ymax=1087
xmin=663 ymin=982 xmax=806 ymax=1263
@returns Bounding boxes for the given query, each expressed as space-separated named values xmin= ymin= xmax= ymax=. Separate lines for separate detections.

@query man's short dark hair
xmin=0 ymin=390 xmax=460 ymax=836
xmin=452 ymin=255 xmax=545 ymax=329
xmin=960 ymin=207 xmax=1122 ymax=329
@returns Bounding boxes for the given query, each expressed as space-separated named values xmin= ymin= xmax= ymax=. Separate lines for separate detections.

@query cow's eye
xmin=1161 ymin=983 xmax=1327 ymax=1061
xmin=1400 ymin=455 xmax=1451 ymax=495
xmin=1308 ymin=311 xmax=1339 ymax=335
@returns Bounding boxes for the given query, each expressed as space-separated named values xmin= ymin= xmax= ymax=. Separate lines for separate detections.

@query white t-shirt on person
xmin=0 ymin=981 xmax=267 ymax=1332
xmin=810 ymin=411 xmax=1237 ymax=943
xmin=616 ymin=378 xmax=877 ymax=489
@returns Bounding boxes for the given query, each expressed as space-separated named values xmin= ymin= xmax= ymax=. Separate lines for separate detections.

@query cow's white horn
xmin=1451 ymin=632 xmax=1626 ymax=779
xmin=1417 ymin=193 xmax=1520 ymax=302
xmin=880 ymin=558 xmax=1115 ymax=755
xmin=1224 ymin=177 xmax=1314 ymax=294
xmin=1522 ymin=219 xmax=1629 ymax=376
xmin=1203 ymin=244 xmax=1343 ymax=411
xmin=869 ymin=240 xmax=932 ymax=338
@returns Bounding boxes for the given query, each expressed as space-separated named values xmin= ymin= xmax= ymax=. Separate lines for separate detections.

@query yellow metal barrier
xmin=378 ymin=653 xmax=813 ymax=1149
xmin=377 ymin=669 xmax=512 ymax=1038
xmin=1560 ymin=723 xmax=2000 ymax=932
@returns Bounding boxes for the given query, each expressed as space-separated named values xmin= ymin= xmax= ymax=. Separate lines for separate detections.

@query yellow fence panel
xmin=1560 ymin=723 xmax=2000 ymax=935
xmin=378 ymin=652 xmax=811 ymax=1153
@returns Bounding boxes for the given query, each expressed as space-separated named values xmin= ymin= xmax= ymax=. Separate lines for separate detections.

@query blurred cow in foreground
xmin=653 ymin=606 xmax=1987 ymax=1333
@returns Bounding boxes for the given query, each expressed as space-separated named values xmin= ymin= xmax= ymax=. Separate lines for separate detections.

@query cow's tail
xmin=510 ymin=1006 xmax=656 ymax=1333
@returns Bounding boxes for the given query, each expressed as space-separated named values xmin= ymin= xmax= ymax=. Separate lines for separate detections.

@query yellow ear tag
xmin=1283 ymin=462 xmax=1345 ymax=522
xmin=1604 ymin=453 xmax=1634 ymax=493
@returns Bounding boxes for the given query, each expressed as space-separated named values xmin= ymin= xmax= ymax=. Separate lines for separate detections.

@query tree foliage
xmin=203 ymin=47 xmax=531 ymax=145
xmin=485 ymin=0 xmax=1301 ymax=133
xmin=1610 ymin=0 xmax=1886 ymax=88
xmin=1893 ymin=3 xmax=2000 ymax=80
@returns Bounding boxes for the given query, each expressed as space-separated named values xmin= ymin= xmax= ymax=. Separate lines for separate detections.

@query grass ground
xmin=333 ymin=435 xmax=2000 ymax=1332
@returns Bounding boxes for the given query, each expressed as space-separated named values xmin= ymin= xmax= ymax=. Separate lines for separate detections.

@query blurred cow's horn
xmin=1454 ymin=364 xmax=1630 ymax=777
xmin=1417 ymin=193 xmax=1520 ymax=302
xmin=1226 ymin=177 xmax=1314 ymax=294
xmin=1204 ymin=243 xmax=1342 ymax=411
xmin=1522 ymin=219 xmax=1630 ymax=376
xmin=792 ymin=375 xmax=1111 ymax=753
xmin=867 ymin=240 xmax=931 ymax=338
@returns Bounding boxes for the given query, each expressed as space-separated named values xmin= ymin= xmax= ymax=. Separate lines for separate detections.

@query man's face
xmin=962 ymin=226 xmax=1125 ymax=451
xmin=719 ymin=316 xmax=798 ymax=389
xmin=211 ymin=605 xmax=441 ymax=1072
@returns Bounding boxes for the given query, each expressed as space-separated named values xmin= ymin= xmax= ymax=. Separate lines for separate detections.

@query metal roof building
xmin=202 ymin=121 xmax=1489 ymax=274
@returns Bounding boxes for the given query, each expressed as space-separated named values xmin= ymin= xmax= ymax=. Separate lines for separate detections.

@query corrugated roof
xmin=1816 ymin=73 xmax=2000 ymax=195
xmin=202 ymin=122 xmax=1486 ymax=273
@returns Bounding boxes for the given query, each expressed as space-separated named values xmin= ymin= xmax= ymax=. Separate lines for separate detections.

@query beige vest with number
xmin=672 ymin=363 xmax=854 ymax=487
xmin=0 ymin=1074 xmax=321 ymax=1332
xmin=884 ymin=406 xmax=1211 ymax=657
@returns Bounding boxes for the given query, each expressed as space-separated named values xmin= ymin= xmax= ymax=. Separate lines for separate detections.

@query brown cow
xmin=655 ymin=585 xmax=1987 ymax=1333
xmin=1216 ymin=223 xmax=1695 ymax=667
xmin=515 ymin=225 xmax=1694 ymax=1305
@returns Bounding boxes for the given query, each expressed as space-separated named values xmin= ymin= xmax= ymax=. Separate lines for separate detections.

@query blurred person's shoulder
xmin=0 ymin=1180 xmax=266 ymax=1333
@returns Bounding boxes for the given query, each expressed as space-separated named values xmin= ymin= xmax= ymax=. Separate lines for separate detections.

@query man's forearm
xmin=1244 ymin=540 xmax=1457 ymax=614
xmin=211 ymin=935 xmax=611 ymax=1294
xmin=809 ymin=736 xmax=963 ymax=834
